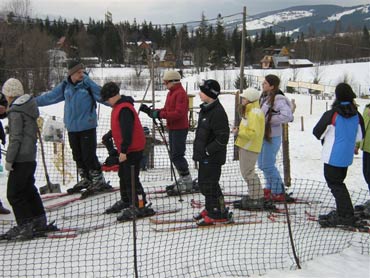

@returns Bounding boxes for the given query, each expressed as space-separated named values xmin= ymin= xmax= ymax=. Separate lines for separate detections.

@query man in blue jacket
xmin=36 ymin=60 xmax=111 ymax=197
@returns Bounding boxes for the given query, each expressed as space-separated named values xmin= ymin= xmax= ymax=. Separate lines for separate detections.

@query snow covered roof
xmin=154 ymin=50 xmax=167 ymax=61
xmin=288 ymin=59 xmax=313 ymax=66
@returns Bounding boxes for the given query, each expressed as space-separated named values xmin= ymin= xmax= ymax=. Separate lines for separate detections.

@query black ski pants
xmin=118 ymin=151 xmax=146 ymax=207
xmin=7 ymin=161 xmax=46 ymax=225
xmin=198 ymin=161 xmax=225 ymax=218
xmin=324 ymin=163 xmax=354 ymax=217
xmin=68 ymin=128 xmax=101 ymax=172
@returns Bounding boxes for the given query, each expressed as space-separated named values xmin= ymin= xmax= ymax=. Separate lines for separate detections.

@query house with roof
xmin=260 ymin=46 xmax=313 ymax=69
xmin=154 ymin=49 xmax=176 ymax=68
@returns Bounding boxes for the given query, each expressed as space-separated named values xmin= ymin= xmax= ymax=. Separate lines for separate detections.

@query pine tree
xmin=209 ymin=14 xmax=227 ymax=69
xmin=230 ymin=26 xmax=241 ymax=64
xmin=234 ymin=74 xmax=247 ymax=90
xmin=361 ymin=25 xmax=370 ymax=47
xmin=194 ymin=13 xmax=208 ymax=72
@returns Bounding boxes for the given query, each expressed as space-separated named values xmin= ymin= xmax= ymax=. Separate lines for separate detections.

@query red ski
xmin=152 ymin=220 xmax=262 ymax=232
xmin=102 ymin=164 xmax=119 ymax=172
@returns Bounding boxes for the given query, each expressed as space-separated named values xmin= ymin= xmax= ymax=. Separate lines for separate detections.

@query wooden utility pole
xmin=233 ymin=6 xmax=246 ymax=160
xmin=239 ymin=6 xmax=246 ymax=92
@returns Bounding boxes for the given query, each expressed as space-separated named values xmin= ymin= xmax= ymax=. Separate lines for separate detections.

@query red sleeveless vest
xmin=111 ymin=102 xmax=145 ymax=153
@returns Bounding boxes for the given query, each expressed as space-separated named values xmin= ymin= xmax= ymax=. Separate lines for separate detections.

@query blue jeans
xmin=258 ymin=136 xmax=283 ymax=194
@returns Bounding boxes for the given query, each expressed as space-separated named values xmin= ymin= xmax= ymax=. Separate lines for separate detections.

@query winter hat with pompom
xmin=240 ymin=87 xmax=260 ymax=102
xmin=2 ymin=78 xmax=24 ymax=97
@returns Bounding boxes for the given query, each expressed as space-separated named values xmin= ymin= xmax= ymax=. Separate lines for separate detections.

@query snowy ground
xmin=0 ymin=62 xmax=369 ymax=277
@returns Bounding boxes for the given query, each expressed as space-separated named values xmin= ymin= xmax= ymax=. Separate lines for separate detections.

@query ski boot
xmin=105 ymin=200 xmax=130 ymax=214
xmin=318 ymin=210 xmax=356 ymax=228
xmin=234 ymin=196 xmax=265 ymax=210
xmin=1 ymin=222 xmax=34 ymax=241
xmin=193 ymin=209 xmax=208 ymax=221
xmin=197 ymin=208 xmax=233 ymax=226
xmin=80 ymin=170 xmax=112 ymax=199
xmin=117 ymin=204 xmax=156 ymax=222
xmin=354 ymin=200 xmax=370 ymax=220
xmin=166 ymin=174 xmax=193 ymax=196
xmin=67 ymin=168 xmax=92 ymax=194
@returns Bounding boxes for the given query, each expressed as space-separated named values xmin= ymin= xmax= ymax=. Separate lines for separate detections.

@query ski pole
xmin=137 ymin=79 xmax=152 ymax=115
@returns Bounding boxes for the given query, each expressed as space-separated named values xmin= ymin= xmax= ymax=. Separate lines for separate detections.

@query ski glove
xmin=140 ymin=104 xmax=160 ymax=119
xmin=139 ymin=104 xmax=151 ymax=115
xmin=5 ymin=162 xmax=13 ymax=171
xmin=150 ymin=110 xmax=160 ymax=119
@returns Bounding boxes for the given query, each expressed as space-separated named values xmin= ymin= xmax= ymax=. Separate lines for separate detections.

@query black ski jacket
xmin=193 ymin=99 xmax=229 ymax=164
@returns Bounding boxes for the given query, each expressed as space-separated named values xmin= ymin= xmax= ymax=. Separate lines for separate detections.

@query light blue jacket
xmin=36 ymin=74 xmax=102 ymax=132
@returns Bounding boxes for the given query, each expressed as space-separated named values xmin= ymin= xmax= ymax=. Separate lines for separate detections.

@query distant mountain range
xmin=224 ymin=4 xmax=370 ymax=37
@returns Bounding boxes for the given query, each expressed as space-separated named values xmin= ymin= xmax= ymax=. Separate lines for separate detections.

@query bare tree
xmin=3 ymin=0 xmax=32 ymax=18
xmin=311 ymin=65 xmax=324 ymax=84
xmin=309 ymin=65 xmax=324 ymax=95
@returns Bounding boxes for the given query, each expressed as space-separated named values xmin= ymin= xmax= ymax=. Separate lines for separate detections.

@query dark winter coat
xmin=6 ymin=95 xmax=39 ymax=163
xmin=158 ymin=83 xmax=189 ymax=130
xmin=36 ymin=74 xmax=102 ymax=132
xmin=313 ymin=101 xmax=364 ymax=167
xmin=193 ymin=99 xmax=229 ymax=164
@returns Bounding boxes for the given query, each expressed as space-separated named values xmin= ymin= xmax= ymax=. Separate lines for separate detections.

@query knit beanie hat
xmin=68 ymin=60 xmax=85 ymax=76
xmin=199 ymin=79 xmax=221 ymax=99
xmin=163 ymin=71 xmax=181 ymax=82
xmin=335 ymin=83 xmax=356 ymax=102
xmin=2 ymin=78 xmax=24 ymax=97
xmin=241 ymin=87 xmax=260 ymax=102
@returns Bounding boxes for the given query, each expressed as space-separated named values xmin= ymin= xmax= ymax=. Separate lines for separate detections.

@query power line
xmin=0 ymin=12 xmax=243 ymax=30
xmin=152 ymin=12 xmax=243 ymax=28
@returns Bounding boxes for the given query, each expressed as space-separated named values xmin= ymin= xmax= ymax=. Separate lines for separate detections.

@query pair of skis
xmin=149 ymin=209 xmax=262 ymax=232
xmin=0 ymin=208 xmax=182 ymax=242
xmin=49 ymin=208 xmax=182 ymax=238
xmin=42 ymin=187 xmax=120 ymax=211
xmin=305 ymin=211 xmax=370 ymax=234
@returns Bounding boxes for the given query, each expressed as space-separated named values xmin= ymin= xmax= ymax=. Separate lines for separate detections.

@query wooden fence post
xmin=282 ymin=123 xmax=291 ymax=187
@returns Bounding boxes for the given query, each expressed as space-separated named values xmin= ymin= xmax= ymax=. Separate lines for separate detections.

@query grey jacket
xmin=6 ymin=94 xmax=39 ymax=163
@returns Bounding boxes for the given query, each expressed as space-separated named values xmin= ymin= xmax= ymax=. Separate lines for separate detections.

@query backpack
xmin=60 ymin=80 xmax=97 ymax=112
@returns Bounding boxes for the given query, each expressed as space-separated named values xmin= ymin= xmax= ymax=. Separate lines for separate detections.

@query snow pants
xmin=198 ymin=161 xmax=225 ymax=218
xmin=324 ymin=163 xmax=354 ymax=217
xmin=7 ymin=161 xmax=46 ymax=225
xmin=118 ymin=151 xmax=146 ymax=207
xmin=68 ymin=128 xmax=102 ymax=173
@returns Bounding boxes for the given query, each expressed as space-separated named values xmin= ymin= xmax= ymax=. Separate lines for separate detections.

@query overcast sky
xmin=25 ymin=0 xmax=370 ymax=24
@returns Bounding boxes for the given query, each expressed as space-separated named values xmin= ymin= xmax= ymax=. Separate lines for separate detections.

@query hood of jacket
xmin=116 ymin=95 xmax=135 ymax=106
xmin=333 ymin=101 xmax=358 ymax=118
xmin=8 ymin=94 xmax=39 ymax=119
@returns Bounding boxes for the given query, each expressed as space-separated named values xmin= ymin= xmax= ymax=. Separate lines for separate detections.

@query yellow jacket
xmin=235 ymin=101 xmax=265 ymax=153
